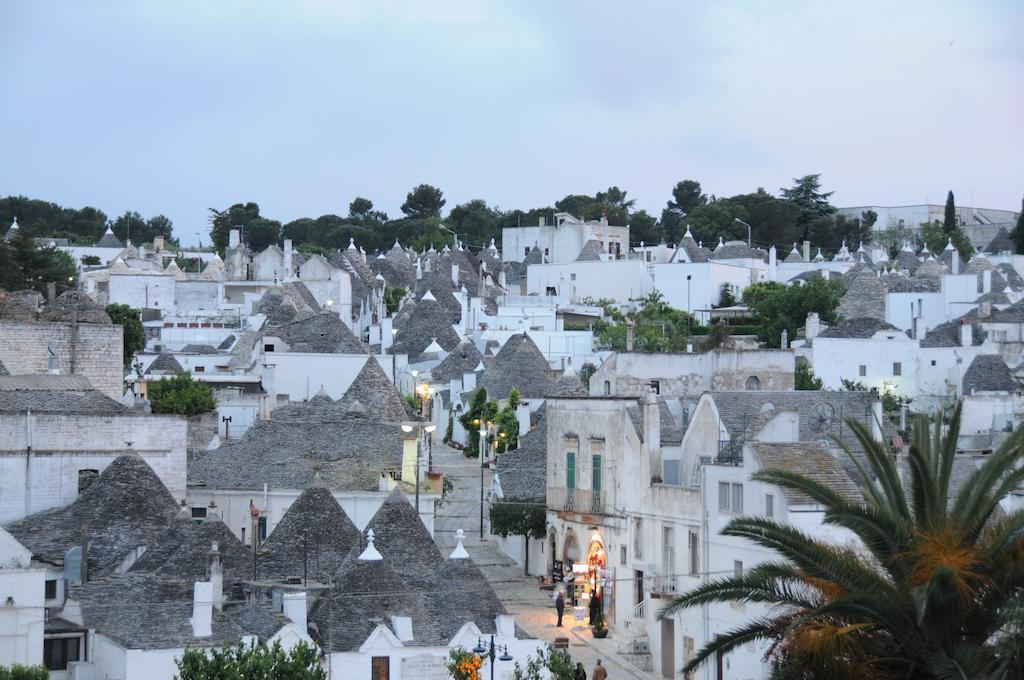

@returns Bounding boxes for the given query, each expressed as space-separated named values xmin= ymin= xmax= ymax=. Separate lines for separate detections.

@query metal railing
xmin=713 ymin=439 xmax=744 ymax=466
xmin=547 ymin=487 xmax=606 ymax=515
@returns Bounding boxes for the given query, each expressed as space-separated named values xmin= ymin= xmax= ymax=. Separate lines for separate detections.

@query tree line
xmin=0 ymin=196 xmax=175 ymax=247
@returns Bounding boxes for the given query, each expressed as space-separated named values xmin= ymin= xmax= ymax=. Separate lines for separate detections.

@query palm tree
xmin=659 ymin=405 xmax=1024 ymax=679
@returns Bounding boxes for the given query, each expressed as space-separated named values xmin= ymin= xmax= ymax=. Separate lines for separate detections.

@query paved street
xmin=431 ymin=437 xmax=660 ymax=679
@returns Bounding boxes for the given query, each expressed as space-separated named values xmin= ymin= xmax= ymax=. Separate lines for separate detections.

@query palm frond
xmin=951 ymin=424 xmax=1024 ymax=529
xmin=681 ymin=617 xmax=779 ymax=674
xmin=840 ymin=417 xmax=910 ymax=521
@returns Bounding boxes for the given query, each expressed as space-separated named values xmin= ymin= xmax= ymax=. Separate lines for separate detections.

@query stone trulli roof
xmin=336 ymin=358 xmax=411 ymax=423
xmin=545 ymin=371 xmax=587 ymax=397
xmin=915 ymin=258 xmax=948 ymax=278
xmin=919 ymin=318 xmax=986 ymax=347
xmin=749 ymin=442 xmax=861 ymax=503
xmin=576 ymin=239 xmax=604 ymax=261
xmin=0 ymin=375 xmax=128 ymax=414
xmin=146 ymin=352 xmax=185 ymax=375
xmin=40 ymin=290 xmax=112 ymax=324
xmin=187 ymin=405 xmax=404 ymax=492
xmin=277 ymin=312 xmax=366 ymax=354
xmin=496 ymin=409 xmax=547 ymax=502
xmin=391 ymin=295 xmax=461 ymax=358
xmin=818 ymin=317 xmax=903 ymax=339
xmin=365 ymin=488 xmax=445 ymax=581
xmin=372 ymin=248 xmax=417 ymax=289
xmin=524 ymin=245 xmax=543 ymax=265
xmin=94 ymin=227 xmax=123 ymax=248
xmin=5 ymin=456 xmax=180 ymax=574
xmin=997 ymin=263 xmax=1024 ymax=291
xmin=966 ymin=255 xmax=996 ymax=274
xmin=837 ymin=271 xmax=886 ymax=321
xmin=882 ymin=272 xmax=940 ymax=293
xmin=0 ymin=290 xmax=39 ymax=321
xmin=256 ymin=484 xmax=360 ymax=582
xmin=963 ymin=355 xmax=1018 ymax=394
xmin=677 ymin=233 xmax=709 ymax=263
xmin=985 ymin=227 xmax=1015 ymax=254
xmin=893 ymin=249 xmax=921 ymax=272
xmin=413 ymin=270 xmax=463 ymax=324
xmin=709 ymin=241 xmax=767 ymax=261
xmin=128 ymin=514 xmax=253 ymax=585
xmin=430 ymin=341 xmax=484 ymax=384
xmin=782 ymin=245 xmax=805 ymax=263
xmin=478 ymin=333 xmax=554 ymax=400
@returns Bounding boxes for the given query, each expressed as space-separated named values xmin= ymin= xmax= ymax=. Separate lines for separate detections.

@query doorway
xmin=661 ymin=617 xmax=675 ymax=678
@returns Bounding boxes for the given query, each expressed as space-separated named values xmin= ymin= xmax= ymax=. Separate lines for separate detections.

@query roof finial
xmin=449 ymin=529 xmax=470 ymax=559
xmin=348 ymin=237 xmax=356 ymax=250
xmin=358 ymin=529 xmax=383 ymax=561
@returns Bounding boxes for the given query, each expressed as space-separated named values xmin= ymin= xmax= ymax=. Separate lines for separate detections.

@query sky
xmin=1 ymin=0 xmax=1021 ymax=247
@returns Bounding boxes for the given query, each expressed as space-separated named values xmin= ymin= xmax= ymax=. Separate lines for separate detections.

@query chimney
xmin=281 ymin=592 xmax=307 ymax=634
xmin=768 ymin=245 xmax=777 ymax=282
xmin=686 ymin=342 xmax=693 ymax=353
xmin=139 ymin=244 xmax=146 ymax=259
xmin=259 ymin=394 xmax=271 ymax=421
xmin=462 ymin=370 xmax=477 ymax=392
xmin=191 ymin=581 xmax=213 ymax=637
xmin=805 ymin=312 xmax=820 ymax=340
xmin=229 ymin=229 xmax=240 ymax=249
xmin=451 ymin=263 xmax=459 ymax=286
xmin=283 ymin=239 xmax=293 ymax=281
xmin=980 ymin=301 xmax=992 ymax=318
xmin=914 ymin=312 xmax=927 ymax=341
xmin=781 ymin=329 xmax=789 ymax=348
xmin=154 ymin=236 xmax=164 ymax=252
xmin=626 ymin=318 xmax=634 ymax=351
xmin=802 ymin=240 xmax=811 ymax=262
xmin=821 ymin=268 xmax=830 ymax=280
xmin=643 ymin=391 xmax=662 ymax=482
xmin=982 ymin=270 xmax=992 ymax=294
xmin=516 ymin=402 xmax=530 ymax=436
xmin=47 ymin=346 xmax=60 ymax=375
xmin=960 ymin=320 xmax=972 ymax=347
xmin=951 ymin=250 xmax=959 ymax=275
xmin=415 ymin=260 xmax=423 ymax=280
xmin=208 ymin=542 xmax=223 ymax=611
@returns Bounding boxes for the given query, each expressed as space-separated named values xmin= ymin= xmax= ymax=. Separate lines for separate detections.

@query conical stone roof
xmin=336 ymin=358 xmax=410 ymax=423
xmin=837 ymin=272 xmax=886 ymax=321
xmin=479 ymin=333 xmax=554 ymax=400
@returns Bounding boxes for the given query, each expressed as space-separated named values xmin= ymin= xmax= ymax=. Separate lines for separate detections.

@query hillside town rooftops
xmin=963 ymin=355 xmax=1018 ymax=394
xmin=0 ymin=374 xmax=128 ymax=414
xmin=985 ymin=227 xmax=1014 ymax=254
xmin=336 ymin=357 xmax=411 ymax=423
xmin=40 ymin=290 xmax=112 ymax=324
xmin=478 ymin=333 xmax=554 ymax=400
xmin=919 ymin=318 xmax=986 ymax=347
xmin=818 ymin=317 xmax=903 ymax=339
xmin=495 ymin=410 xmax=547 ymax=501
xmin=430 ymin=341 xmax=484 ymax=384
xmin=749 ymin=442 xmax=861 ymax=503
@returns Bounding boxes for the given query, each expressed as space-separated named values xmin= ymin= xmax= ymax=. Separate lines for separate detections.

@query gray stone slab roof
xmin=0 ymin=291 xmax=38 ymax=321
xmin=576 ymin=240 xmax=604 ymax=261
xmin=128 ymin=515 xmax=253 ymax=585
xmin=893 ymin=250 xmax=921 ymax=272
xmin=40 ymin=291 xmax=111 ymax=324
xmin=147 ymin=353 xmax=185 ymax=374
xmin=337 ymin=358 xmax=411 ymax=423
xmin=69 ymin=573 xmax=286 ymax=650
xmin=920 ymin=318 xmax=986 ymax=347
xmin=963 ymin=355 xmax=1018 ymax=394
xmin=627 ymin=398 xmax=685 ymax=445
xmin=0 ymin=374 xmax=128 ymax=414
xmin=495 ymin=410 xmax=547 ymax=501
xmin=187 ymin=415 xmax=404 ymax=492
xmin=677 ymin=236 xmax=709 ymax=263
xmin=277 ymin=312 xmax=366 ymax=354
xmin=838 ymin=272 xmax=886 ymax=321
xmin=524 ymin=245 xmax=543 ymax=265
xmin=479 ymin=334 xmax=555 ymax=400
xmin=256 ymin=485 xmax=360 ymax=582
xmin=983 ymin=300 xmax=1024 ymax=323
xmin=181 ymin=344 xmax=219 ymax=354
xmin=710 ymin=241 xmax=767 ymax=261
xmin=5 ymin=456 xmax=180 ymax=573
xmin=818 ymin=317 xmax=903 ymax=339
xmin=94 ymin=230 xmax=123 ymax=248
xmin=882 ymin=272 xmax=940 ymax=293
xmin=413 ymin=271 xmax=463 ymax=324
xmin=985 ymin=227 xmax=1015 ymax=254
xmin=997 ymin=264 xmax=1024 ymax=291
xmin=430 ymin=341 xmax=484 ymax=384
xmin=216 ymin=334 xmax=237 ymax=350
xmin=392 ymin=296 xmax=461 ymax=358
xmin=749 ymin=442 xmax=861 ymax=503
xmin=365 ymin=489 xmax=445 ymax=582
xmin=546 ymin=372 xmax=587 ymax=398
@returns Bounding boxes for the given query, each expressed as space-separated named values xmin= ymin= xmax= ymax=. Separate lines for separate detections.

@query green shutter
xmin=592 ymin=454 xmax=602 ymax=492
xmin=566 ymin=452 xmax=576 ymax=489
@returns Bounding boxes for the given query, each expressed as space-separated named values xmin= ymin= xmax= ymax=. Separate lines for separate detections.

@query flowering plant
xmin=446 ymin=647 xmax=482 ymax=680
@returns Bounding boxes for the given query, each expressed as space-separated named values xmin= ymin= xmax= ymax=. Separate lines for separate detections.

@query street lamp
xmin=475 ymin=418 xmax=495 ymax=539
xmin=221 ymin=415 xmax=233 ymax=440
xmin=734 ymin=218 xmax=752 ymax=247
xmin=401 ymin=421 xmax=437 ymax=515
xmin=473 ymin=635 xmax=512 ymax=680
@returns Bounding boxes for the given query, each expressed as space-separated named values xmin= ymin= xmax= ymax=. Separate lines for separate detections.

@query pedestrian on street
xmin=573 ymin=662 xmax=587 ymax=680
xmin=555 ymin=590 xmax=565 ymax=627
xmin=592 ymin=659 xmax=608 ymax=680
xmin=588 ymin=592 xmax=598 ymax=624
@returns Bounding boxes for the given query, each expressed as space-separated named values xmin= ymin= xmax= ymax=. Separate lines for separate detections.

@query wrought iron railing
xmin=713 ymin=439 xmax=744 ymax=466
xmin=547 ymin=487 xmax=607 ymax=515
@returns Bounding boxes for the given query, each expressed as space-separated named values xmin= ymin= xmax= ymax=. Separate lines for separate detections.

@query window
xmin=662 ymin=526 xmax=676 ymax=591
xmin=859 ymin=365 xmax=866 ymax=377
xmin=592 ymin=454 xmax=602 ymax=492
xmin=620 ymin=545 xmax=627 ymax=565
xmin=898 ymin=218 xmax=905 ymax=227
xmin=650 ymin=380 xmax=661 ymax=395
xmin=603 ymin=380 xmax=611 ymax=396
xmin=893 ymin=362 xmax=902 ymax=376
xmin=720 ymin=482 xmax=744 ymax=512
xmin=765 ymin=493 xmax=775 ymax=519
xmin=191 ymin=507 xmax=207 ymax=522
xmin=194 ymin=365 xmax=205 ymax=373
xmin=545 ymin=286 xmax=556 ymax=296
xmin=44 ymin=637 xmax=81 ymax=670
xmin=734 ymin=560 xmax=744 ymax=578
xmin=263 ymin=344 xmax=274 ymax=352
xmin=634 ymin=518 xmax=643 ymax=560
xmin=931 ymin=360 xmax=937 ymax=366
xmin=371 ymin=656 xmax=390 ymax=680
xmin=689 ymin=529 xmax=700 ymax=576
xmin=258 ymin=516 xmax=268 ymax=542
xmin=745 ymin=376 xmax=761 ymax=391
xmin=524 ymin=247 xmax=530 ymax=258
xmin=566 ymin=452 xmax=576 ymax=490
xmin=45 ymin=580 xmax=57 ymax=600
xmin=544 ymin=248 xmax=549 ymax=257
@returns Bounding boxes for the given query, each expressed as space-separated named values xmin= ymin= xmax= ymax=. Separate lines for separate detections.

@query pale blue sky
xmin=1 ymin=1 xmax=1021 ymax=246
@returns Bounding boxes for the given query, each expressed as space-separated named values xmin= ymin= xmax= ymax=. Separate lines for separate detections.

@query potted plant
xmin=591 ymin=601 xmax=608 ymax=639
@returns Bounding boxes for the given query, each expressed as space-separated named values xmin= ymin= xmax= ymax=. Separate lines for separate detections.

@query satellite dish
xmin=809 ymin=402 xmax=835 ymax=433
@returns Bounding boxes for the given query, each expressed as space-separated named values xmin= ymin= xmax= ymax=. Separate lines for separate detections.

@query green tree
xmin=578 ymin=362 xmax=597 ymax=388
xmin=111 ymin=211 xmax=175 ymax=245
xmin=511 ymin=646 xmax=576 ymax=680
xmin=670 ymin=179 xmax=708 ymax=214
xmin=245 ymin=217 xmax=282 ymax=252
xmin=401 ymin=184 xmax=446 ymax=219
xmin=717 ymin=282 xmax=737 ymax=308
xmin=494 ymin=387 xmax=521 ymax=454
xmin=780 ymin=174 xmax=835 ymax=241
xmin=629 ymin=209 xmax=661 ymax=245
xmin=1011 ymin=207 xmax=1024 ymax=255
xmin=944 ymin=190 xmax=957 ymax=233
xmin=0 ymin=665 xmax=49 ymax=680
xmin=208 ymin=202 xmax=262 ymax=252
xmin=105 ymin=304 xmax=144 ymax=366
xmin=348 ymin=197 xmax=388 ymax=227
xmin=0 ymin=196 xmax=109 ymax=244
xmin=81 ymin=254 xmax=102 ymax=265
xmin=490 ymin=497 xmax=545 ymax=575
xmin=383 ymin=287 xmax=406 ymax=315
xmin=594 ymin=291 xmax=701 ymax=352
xmin=554 ymin=194 xmax=596 ymax=220
xmin=917 ymin=221 xmax=974 ymax=260
xmin=447 ymin=199 xmax=501 ymax=246
xmin=744 ymin=278 xmax=845 ymax=348
xmin=0 ymin=230 xmax=77 ymax=294
xmin=795 ymin=360 xmax=823 ymax=390
xmin=729 ymin=189 xmax=801 ymax=248
xmin=148 ymin=372 xmax=215 ymax=416
xmin=176 ymin=640 xmax=324 ymax=679
xmin=683 ymin=198 xmax=747 ymax=246
xmin=459 ymin=387 xmax=497 ymax=458
xmin=660 ymin=404 xmax=1024 ymax=679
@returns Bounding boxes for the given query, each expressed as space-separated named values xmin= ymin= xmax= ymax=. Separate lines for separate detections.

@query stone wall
xmin=0 ymin=412 xmax=187 ymax=522
xmin=0 ymin=321 xmax=124 ymax=400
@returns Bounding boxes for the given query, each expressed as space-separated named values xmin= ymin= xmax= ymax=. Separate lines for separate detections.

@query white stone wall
xmin=174 ymin=280 xmax=222 ymax=312
xmin=0 ymin=529 xmax=44 ymax=668
xmin=107 ymin=274 xmax=176 ymax=310
xmin=526 ymin=260 xmax=647 ymax=302
xmin=0 ymin=321 xmax=124 ymax=400
xmin=0 ymin=412 xmax=188 ymax=522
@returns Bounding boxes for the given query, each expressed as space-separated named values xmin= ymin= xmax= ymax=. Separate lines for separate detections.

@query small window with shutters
xmin=592 ymin=454 xmax=602 ymax=492
xmin=566 ymin=452 xmax=576 ymax=490
xmin=765 ymin=493 xmax=775 ymax=518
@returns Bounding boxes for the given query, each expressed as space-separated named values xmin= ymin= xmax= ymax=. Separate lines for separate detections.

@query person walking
xmin=573 ymin=662 xmax=587 ymax=680
xmin=588 ymin=592 xmax=598 ymax=624
xmin=592 ymin=659 xmax=607 ymax=680
xmin=555 ymin=591 xmax=565 ymax=627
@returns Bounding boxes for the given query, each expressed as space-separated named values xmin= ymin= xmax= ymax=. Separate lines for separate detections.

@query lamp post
xmin=221 ymin=415 xmax=232 ymax=440
xmin=734 ymin=217 xmax=752 ymax=247
xmin=473 ymin=418 xmax=495 ymax=539
xmin=686 ymin=274 xmax=692 ymax=329
xmin=401 ymin=422 xmax=437 ymax=516
xmin=473 ymin=635 xmax=512 ymax=680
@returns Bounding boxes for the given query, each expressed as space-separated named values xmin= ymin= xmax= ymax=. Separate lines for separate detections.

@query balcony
xmin=547 ymin=487 xmax=607 ymax=515
xmin=713 ymin=439 xmax=744 ymax=466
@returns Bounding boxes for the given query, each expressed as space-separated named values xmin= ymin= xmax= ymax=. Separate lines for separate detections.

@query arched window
xmin=745 ymin=376 xmax=761 ymax=391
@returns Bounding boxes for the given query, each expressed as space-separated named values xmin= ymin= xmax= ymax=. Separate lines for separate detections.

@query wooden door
xmin=371 ymin=656 xmax=390 ymax=680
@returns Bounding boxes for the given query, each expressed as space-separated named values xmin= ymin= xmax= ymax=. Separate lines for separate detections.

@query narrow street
xmin=431 ymin=436 xmax=660 ymax=679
